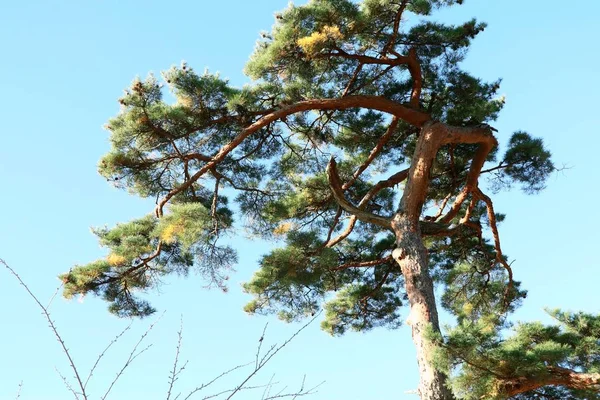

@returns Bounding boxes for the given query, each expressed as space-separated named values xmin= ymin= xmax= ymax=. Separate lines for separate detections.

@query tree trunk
xmin=393 ymin=216 xmax=454 ymax=400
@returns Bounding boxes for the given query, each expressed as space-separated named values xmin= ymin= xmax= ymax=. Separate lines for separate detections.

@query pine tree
xmin=60 ymin=1 xmax=599 ymax=398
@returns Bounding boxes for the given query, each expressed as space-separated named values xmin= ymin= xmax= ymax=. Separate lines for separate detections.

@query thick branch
xmin=395 ymin=122 xmax=445 ymax=228
xmin=475 ymin=188 xmax=514 ymax=308
xmin=156 ymin=96 xmax=430 ymax=216
xmin=326 ymin=168 xmax=410 ymax=247
xmin=502 ymin=367 xmax=600 ymax=397
xmin=439 ymin=129 xmax=497 ymax=224
xmin=394 ymin=122 xmax=497 ymax=227
xmin=327 ymin=160 xmax=454 ymax=240
xmin=326 ymin=158 xmax=392 ymax=229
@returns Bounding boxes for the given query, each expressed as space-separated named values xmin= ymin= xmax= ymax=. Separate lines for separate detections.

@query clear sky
xmin=1 ymin=1 xmax=599 ymax=399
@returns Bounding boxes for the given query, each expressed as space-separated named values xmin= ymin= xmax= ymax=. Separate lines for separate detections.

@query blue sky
xmin=1 ymin=1 xmax=599 ymax=399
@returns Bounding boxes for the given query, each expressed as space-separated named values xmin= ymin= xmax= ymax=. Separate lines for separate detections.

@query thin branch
xmin=261 ymin=374 xmax=277 ymax=400
xmin=14 ymin=381 xmax=23 ymax=400
xmin=475 ymin=188 xmax=514 ymax=309
xmin=183 ymin=363 xmax=253 ymax=400
xmin=322 ymin=207 xmax=343 ymax=247
xmin=167 ymin=316 xmax=188 ymax=400
xmin=346 ymin=65 xmax=395 ymax=96
xmin=1 ymin=259 xmax=88 ymax=400
xmin=325 ymin=216 xmax=357 ymax=248
xmin=101 ymin=312 xmax=164 ymax=400
xmin=200 ymin=383 xmax=276 ymax=400
xmin=264 ymin=377 xmax=324 ymax=400
xmin=255 ymin=323 xmax=269 ymax=370
xmin=361 ymin=267 xmax=392 ymax=306
xmin=224 ymin=312 xmax=321 ymax=400
xmin=85 ymin=321 xmax=133 ymax=389
xmin=341 ymin=63 xmax=363 ymax=97
xmin=46 ymin=278 xmax=65 ymax=311
xmin=55 ymin=367 xmax=81 ymax=400
xmin=334 ymin=256 xmax=393 ymax=271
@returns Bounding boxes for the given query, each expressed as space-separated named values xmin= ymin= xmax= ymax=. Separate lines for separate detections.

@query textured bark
xmin=156 ymin=95 xmax=429 ymax=216
xmin=388 ymin=122 xmax=499 ymax=399
xmin=501 ymin=367 xmax=600 ymax=397
xmin=391 ymin=122 xmax=455 ymax=400
xmin=393 ymin=217 xmax=454 ymax=400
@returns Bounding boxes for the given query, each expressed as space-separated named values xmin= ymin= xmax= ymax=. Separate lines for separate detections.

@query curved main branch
xmin=501 ymin=367 xmax=600 ymax=397
xmin=396 ymin=122 xmax=498 ymax=231
xmin=326 ymin=157 xmax=393 ymax=229
xmin=156 ymin=96 xmax=430 ymax=217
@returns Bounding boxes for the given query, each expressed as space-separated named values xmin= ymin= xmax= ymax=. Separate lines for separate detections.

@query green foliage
xmin=64 ymin=2 xmax=581 ymax=397
xmin=321 ymin=282 xmax=403 ymax=335
xmin=500 ymin=131 xmax=555 ymax=193
xmin=432 ymin=310 xmax=600 ymax=399
xmin=243 ymin=230 xmax=404 ymax=335
xmin=69 ymin=0 xmax=556 ymax=326
xmin=243 ymin=231 xmax=338 ymax=320
xmin=62 ymin=204 xmax=235 ymax=317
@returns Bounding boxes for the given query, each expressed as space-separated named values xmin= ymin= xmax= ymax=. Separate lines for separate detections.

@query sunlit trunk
xmin=393 ymin=216 xmax=453 ymax=400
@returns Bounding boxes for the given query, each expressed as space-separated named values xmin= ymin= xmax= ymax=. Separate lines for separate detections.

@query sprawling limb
xmin=326 ymin=157 xmax=393 ymax=229
xmin=156 ymin=96 xmax=430 ymax=217
xmin=501 ymin=367 xmax=600 ymax=397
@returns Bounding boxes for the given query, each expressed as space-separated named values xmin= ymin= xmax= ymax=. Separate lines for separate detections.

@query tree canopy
xmin=61 ymin=0 xmax=599 ymax=398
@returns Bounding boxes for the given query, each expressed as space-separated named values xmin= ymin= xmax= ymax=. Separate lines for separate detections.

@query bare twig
xmin=85 ymin=321 xmax=133 ymax=389
xmin=261 ymin=374 xmax=277 ymax=400
xmin=14 ymin=381 xmax=23 ymax=400
xmin=224 ymin=312 xmax=322 ymax=400
xmin=55 ymin=367 xmax=81 ymax=400
xmin=101 ymin=312 xmax=164 ymax=400
xmin=264 ymin=376 xmax=324 ymax=400
xmin=1 ymin=259 xmax=88 ymax=400
xmin=46 ymin=278 xmax=66 ymax=311
xmin=183 ymin=363 xmax=253 ymax=400
xmin=256 ymin=323 xmax=269 ymax=370
xmin=167 ymin=316 xmax=188 ymax=400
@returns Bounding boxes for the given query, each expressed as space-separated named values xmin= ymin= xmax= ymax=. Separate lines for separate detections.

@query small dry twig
xmin=14 ymin=381 xmax=23 ymax=400
xmin=166 ymin=315 xmax=189 ymax=400
xmin=1 ymin=258 xmax=88 ymax=400
xmin=101 ymin=312 xmax=164 ymax=400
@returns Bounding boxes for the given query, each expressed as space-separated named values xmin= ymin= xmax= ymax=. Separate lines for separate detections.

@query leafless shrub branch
xmin=85 ymin=322 xmax=133 ymax=389
xmin=1 ymin=258 xmax=88 ymax=400
xmin=2 ymin=258 xmax=323 ymax=400
xmin=167 ymin=315 xmax=188 ymax=400
xmin=14 ymin=381 xmax=23 ymax=400
xmin=101 ymin=312 xmax=163 ymax=400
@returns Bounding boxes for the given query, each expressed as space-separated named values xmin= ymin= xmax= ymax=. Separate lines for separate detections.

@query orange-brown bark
xmin=501 ymin=367 xmax=600 ymax=397
xmin=156 ymin=96 xmax=429 ymax=217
